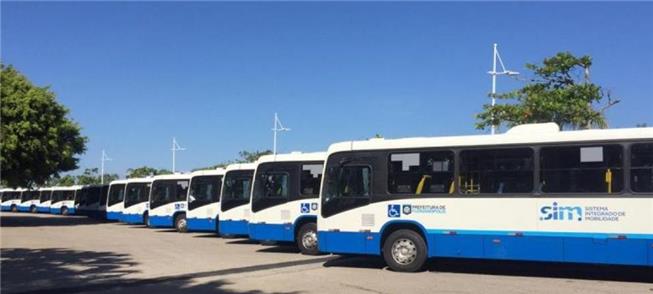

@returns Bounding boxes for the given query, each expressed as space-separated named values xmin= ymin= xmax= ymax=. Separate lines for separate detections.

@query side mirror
xmin=189 ymin=195 xmax=196 ymax=202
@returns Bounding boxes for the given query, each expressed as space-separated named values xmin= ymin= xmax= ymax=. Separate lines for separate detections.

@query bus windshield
xmin=150 ymin=180 xmax=189 ymax=209
xmin=21 ymin=191 xmax=40 ymax=201
xmin=188 ymin=175 xmax=222 ymax=210
xmin=221 ymin=170 xmax=253 ymax=211
xmin=39 ymin=190 xmax=52 ymax=202
xmin=2 ymin=191 xmax=20 ymax=202
xmin=107 ymin=184 xmax=126 ymax=206
xmin=124 ymin=182 xmax=151 ymax=208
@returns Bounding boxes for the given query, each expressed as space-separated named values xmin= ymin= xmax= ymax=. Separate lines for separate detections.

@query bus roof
xmin=150 ymin=173 xmax=192 ymax=181
xmin=109 ymin=179 xmax=129 ymax=185
xmin=327 ymin=123 xmax=653 ymax=154
xmin=225 ymin=162 xmax=257 ymax=172
xmin=190 ymin=168 xmax=226 ymax=177
xmin=256 ymin=151 xmax=327 ymax=164
xmin=125 ymin=177 xmax=154 ymax=184
xmin=50 ymin=186 xmax=82 ymax=191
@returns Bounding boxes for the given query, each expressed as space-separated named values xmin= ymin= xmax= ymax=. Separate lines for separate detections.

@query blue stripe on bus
xmin=17 ymin=206 xmax=31 ymax=212
xmin=318 ymin=229 xmax=653 ymax=267
xmin=219 ymin=220 xmax=249 ymax=236
xmin=121 ymin=213 xmax=145 ymax=224
xmin=1 ymin=205 xmax=12 ymax=211
xmin=106 ymin=211 xmax=122 ymax=221
xmin=37 ymin=207 xmax=50 ymax=213
xmin=148 ymin=215 xmax=173 ymax=228
xmin=187 ymin=217 xmax=217 ymax=232
xmin=249 ymin=223 xmax=294 ymax=242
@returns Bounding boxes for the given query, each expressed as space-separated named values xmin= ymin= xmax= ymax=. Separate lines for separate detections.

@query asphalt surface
xmin=1 ymin=212 xmax=652 ymax=294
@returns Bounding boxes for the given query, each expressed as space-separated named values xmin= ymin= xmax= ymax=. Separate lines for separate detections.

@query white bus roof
xmin=225 ymin=162 xmax=258 ymax=172
xmin=150 ymin=173 xmax=192 ymax=181
xmin=190 ymin=168 xmax=226 ymax=177
xmin=327 ymin=123 xmax=653 ymax=154
xmin=109 ymin=179 xmax=130 ymax=185
xmin=257 ymin=151 xmax=327 ymax=164
xmin=125 ymin=177 xmax=154 ymax=184
xmin=50 ymin=186 xmax=82 ymax=191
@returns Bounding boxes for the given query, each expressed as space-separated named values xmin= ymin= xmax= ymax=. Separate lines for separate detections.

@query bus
xmin=106 ymin=179 xmax=128 ymax=221
xmin=18 ymin=188 xmax=41 ymax=212
xmin=1 ymin=188 xmax=22 ymax=212
xmin=248 ymin=152 xmax=326 ymax=254
xmin=50 ymin=186 xmax=79 ymax=215
xmin=148 ymin=174 xmax=191 ymax=229
xmin=76 ymin=185 xmax=109 ymax=218
xmin=36 ymin=188 xmax=53 ymax=213
xmin=219 ymin=163 xmax=257 ymax=236
xmin=317 ymin=123 xmax=653 ymax=272
xmin=120 ymin=178 xmax=153 ymax=225
xmin=185 ymin=168 xmax=226 ymax=233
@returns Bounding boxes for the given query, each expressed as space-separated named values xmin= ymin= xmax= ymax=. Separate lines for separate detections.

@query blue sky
xmin=2 ymin=2 xmax=652 ymax=176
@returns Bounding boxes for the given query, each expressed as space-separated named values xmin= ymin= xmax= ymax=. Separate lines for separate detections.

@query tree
xmin=1 ymin=64 xmax=87 ymax=188
xmin=126 ymin=166 xmax=172 ymax=178
xmin=476 ymin=52 xmax=620 ymax=131
xmin=76 ymin=168 xmax=119 ymax=185
xmin=48 ymin=175 xmax=76 ymax=187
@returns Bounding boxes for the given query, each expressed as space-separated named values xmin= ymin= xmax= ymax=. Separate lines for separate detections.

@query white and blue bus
xmin=36 ymin=188 xmax=53 ymax=213
xmin=185 ymin=168 xmax=226 ymax=233
xmin=120 ymin=178 xmax=153 ymax=225
xmin=248 ymin=152 xmax=326 ymax=254
xmin=76 ymin=185 xmax=109 ymax=218
xmin=219 ymin=163 xmax=257 ymax=236
xmin=106 ymin=179 xmax=128 ymax=221
xmin=18 ymin=189 xmax=40 ymax=212
xmin=1 ymin=188 xmax=22 ymax=212
xmin=50 ymin=186 xmax=79 ymax=215
xmin=148 ymin=174 xmax=190 ymax=229
xmin=317 ymin=123 xmax=653 ymax=272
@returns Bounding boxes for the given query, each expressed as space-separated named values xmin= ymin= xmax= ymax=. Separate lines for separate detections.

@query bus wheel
xmin=143 ymin=214 xmax=150 ymax=227
xmin=10 ymin=205 xmax=17 ymax=212
xmin=175 ymin=214 xmax=187 ymax=233
xmin=61 ymin=207 xmax=69 ymax=215
xmin=30 ymin=206 xmax=37 ymax=213
xmin=297 ymin=223 xmax=319 ymax=255
xmin=382 ymin=229 xmax=427 ymax=272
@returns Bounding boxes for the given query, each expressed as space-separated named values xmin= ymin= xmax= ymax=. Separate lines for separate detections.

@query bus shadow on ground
xmin=1 ymin=247 xmax=304 ymax=294
xmin=0 ymin=214 xmax=102 ymax=227
xmin=322 ymin=255 xmax=653 ymax=283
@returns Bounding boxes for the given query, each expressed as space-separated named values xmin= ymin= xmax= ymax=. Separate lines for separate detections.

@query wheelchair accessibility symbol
xmin=311 ymin=203 xmax=318 ymax=211
xmin=300 ymin=203 xmax=310 ymax=214
xmin=388 ymin=204 xmax=401 ymax=218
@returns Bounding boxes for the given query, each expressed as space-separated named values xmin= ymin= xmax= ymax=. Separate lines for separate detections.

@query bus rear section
xmin=1 ymin=189 xmax=22 ymax=212
xmin=106 ymin=180 xmax=128 ymax=221
xmin=186 ymin=169 xmax=225 ymax=233
xmin=18 ymin=189 xmax=39 ymax=212
xmin=50 ymin=186 xmax=79 ymax=215
xmin=219 ymin=163 xmax=257 ymax=236
xmin=120 ymin=178 xmax=153 ymax=225
xmin=36 ymin=188 xmax=53 ymax=213
xmin=76 ymin=185 xmax=108 ymax=219
xmin=317 ymin=123 xmax=653 ymax=272
xmin=249 ymin=152 xmax=325 ymax=255
xmin=148 ymin=174 xmax=190 ymax=228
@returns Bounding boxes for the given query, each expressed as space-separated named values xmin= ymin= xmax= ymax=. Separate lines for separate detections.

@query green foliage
xmin=126 ymin=166 xmax=172 ymax=178
xmin=476 ymin=52 xmax=620 ymax=131
xmin=191 ymin=150 xmax=272 ymax=171
xmin=1 ymin=64 xmax=87 ymax=188
xmin=76 ymin=168 xmax=119 ymax=185
xmin=48 ymin=175 xmax=77 ymax=187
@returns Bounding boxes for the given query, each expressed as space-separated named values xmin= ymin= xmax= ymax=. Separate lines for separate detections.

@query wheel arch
xmin=293 ymin=215 xmax=317 ymax=240
xmin=379 ymin=220 xmax=429 ymax=254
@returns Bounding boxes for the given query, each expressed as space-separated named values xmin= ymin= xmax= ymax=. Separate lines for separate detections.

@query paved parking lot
xmin=1 ymin=212 xmax=652 ymax=294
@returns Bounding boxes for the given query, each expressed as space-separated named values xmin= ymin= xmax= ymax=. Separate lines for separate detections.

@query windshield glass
xmin=221 ymin=170 xmax=253 ymax=211
xmin=2 ymin=191 xmax=20 ymax=202
xmin=150 ymin=179 xmax=189 ymax=209
xmin=39 ymin=190 xmax=52 ymax=202
xmin=51 ymin=191 xmax=64 ymax=203
xmin=124 ymin=182 xmax=151 ymax=208
xmin=21 ymin=191 xmax=40 ymax=201
xmin=188 ymin=175 xmax=222 ymax=210
xmin=107 ymin=184 xmax=126 ymax=206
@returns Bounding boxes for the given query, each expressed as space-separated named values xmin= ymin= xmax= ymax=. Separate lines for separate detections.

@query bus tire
xmin=143 ymin=213 xmax=150 ymax=227
xmin=61 ymin=207 xmax=69 ymax=215
xmin=175 ymin=214 xmax=187 ymax=233
xmin=297 ymin=222 xmax=319 ymax=255
xmin=382 ymin=229 xmax=427 ymax=272
xmin=30 ymin=205 xmax=37 ymax=213
xmin=10 ymin=205 xmax=17 ymax=212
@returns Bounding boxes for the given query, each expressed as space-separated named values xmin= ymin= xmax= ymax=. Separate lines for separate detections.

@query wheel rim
xmin=301 ymin=230 xmax=318 ymax=250
xmin=62 ymin=208 xmax=68 ymax=215
xmin=178 ymin=218 xmax=187 ymax=231
xmin=391 ymin=238 xmax=417 ymax=265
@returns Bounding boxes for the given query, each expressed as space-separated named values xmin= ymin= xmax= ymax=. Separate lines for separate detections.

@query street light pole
xmin=101 ymin=150 xmax=112 ymax=185
xmin=272 ymin=113 xmax=290 ymax=155
xmin=487 ymin=43 xmax=520 ymax=135
xmin=171 ymin=137 xmax=186 ymax=173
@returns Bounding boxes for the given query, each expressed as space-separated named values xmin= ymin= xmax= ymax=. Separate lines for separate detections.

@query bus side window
xmin=388 ymin=151 xmax=454 ymax=195
xmin=631 ymin=143 xmax=653 ymax=193
xmin=540 ymin=145 xmax=623 ymax=194
xmin=459 ymin=148 xmax=533 ymax=194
